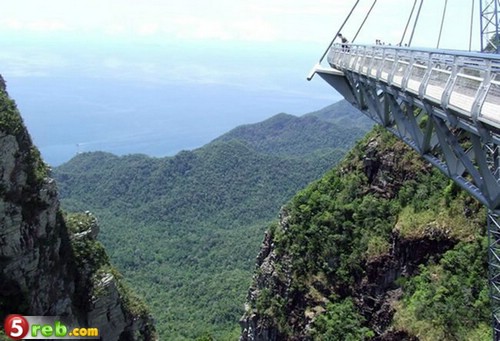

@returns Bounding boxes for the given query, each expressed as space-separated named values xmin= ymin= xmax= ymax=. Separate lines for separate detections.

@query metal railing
xmin=327 ymin=43 xmax=500 ymax=132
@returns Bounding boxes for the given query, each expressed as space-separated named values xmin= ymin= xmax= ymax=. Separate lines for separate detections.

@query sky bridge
xmin=308 ymin=1 xmax=500 ymax=338
xmin=310 ymin=44 xmax=500 ymax=210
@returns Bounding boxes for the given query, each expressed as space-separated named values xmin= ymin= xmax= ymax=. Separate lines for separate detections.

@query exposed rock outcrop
xmin=240 ymin=227 xmax=291 ymax=341
xmin=239 ymin=212 xmax=447 ymax=341
xmin=240 ymin=128 xmax=484 ymax=340
xmin=0 ymin=78 xmax=156 ymax=340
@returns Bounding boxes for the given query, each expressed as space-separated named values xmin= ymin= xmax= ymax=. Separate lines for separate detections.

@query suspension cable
xmin=470 ymin=0 xmax=475 ymax=51
xmin=352 ymin=0 xmax=378 ymax=43
xmin=437 ymin=0 xmax=449 ymax=48
xmin=400 ymin=0 xmax=418 ymax=46
xmin=319 ymin=0 xmax=360 ymax=63
xmin=408 ymin=0 xmax=424 ymax=46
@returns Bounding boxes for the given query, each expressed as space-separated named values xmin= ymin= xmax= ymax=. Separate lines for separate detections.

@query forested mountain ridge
xmin=212 ymin=104 xmax=371 ymax=157
xmin=240 ymin=126 xmax=490 ymax=340
xmin=56 ymin=139 xmax=343 ymax=226
xmin=305 ymin=100 xmax=375 ymax=130
xmin=53 ymin=102 xmax=372 ymax=339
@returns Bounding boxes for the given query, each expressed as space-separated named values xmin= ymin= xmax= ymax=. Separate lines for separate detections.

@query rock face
xmin=0 ymin=78 xmax=156 ymax=340
xmin=240 ymin=212 xmax=440 ymax=341
xmin=239 ymin=128 xmax=485 ymax=340
xmin=239 ymin=228 xmax=290 ymax=341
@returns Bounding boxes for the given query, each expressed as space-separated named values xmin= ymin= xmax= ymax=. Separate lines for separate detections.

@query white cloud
xmin=0 ymin=49 xmax=69 ymax=78
xmin=104 ymin=24 xmax=127 ymax=36
xmin=138 ymin=23 xmax=160 ymax=36
xmin=170 ymin=16 xmax=234 ymax=40
xmin=3 ymin=19 xmax=23 ymax=30
xmin=0 ymin=0 xmax=340 ymax=43
xmin=1 ymin=18 xmax=69 ymax=32
xmin=28 ymin=20 xmax=69 ymax=32
xmin=0 ymin=0 xmax=483 ymax=50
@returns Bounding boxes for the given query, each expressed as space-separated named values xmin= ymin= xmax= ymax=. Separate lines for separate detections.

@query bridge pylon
xmin=481 ymin=0 xmax=500 ymax=53
xmin=489 ymin=212 xmax=500 ymax=337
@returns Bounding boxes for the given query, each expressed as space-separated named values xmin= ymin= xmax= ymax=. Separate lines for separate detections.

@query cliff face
xmin=240 ymin=214 xmax=454 ymax=340
xmin=0 ymin=77 xmax=156 ymax=340
xmin=240 ymin=127 xmax=489 ymax=340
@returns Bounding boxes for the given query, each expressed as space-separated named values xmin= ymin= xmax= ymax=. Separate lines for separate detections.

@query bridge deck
xmin=322 ymin=44 xmax=500 ymax=133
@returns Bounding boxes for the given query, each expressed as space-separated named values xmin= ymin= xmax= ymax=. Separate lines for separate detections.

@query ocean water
xmin=1 ymin=39 xmax=340 ymax=165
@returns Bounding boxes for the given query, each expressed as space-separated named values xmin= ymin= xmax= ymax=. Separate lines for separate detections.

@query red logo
xmin=4 ymin=315 xmax=29 ymax=340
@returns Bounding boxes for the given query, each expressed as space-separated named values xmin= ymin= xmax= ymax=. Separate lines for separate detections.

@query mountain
xmin=0 ymin=75 xmax=156 ymax=340
xmin=53 ymin=101 xmax=372 ymax=339
xmin=304 ymin=100 xmax=375 ymax=131
xmin=240 ymin=126 xmax=489 ymax=340
xmin=212 ymin=108 xmax=371 ymax=157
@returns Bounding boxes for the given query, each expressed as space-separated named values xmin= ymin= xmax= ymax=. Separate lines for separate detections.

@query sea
xmin=1 ymin=37 xmax=340 ymax=166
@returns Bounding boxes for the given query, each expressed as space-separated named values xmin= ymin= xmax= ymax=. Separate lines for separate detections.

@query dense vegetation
xmin=54 ymin=103 xmax=371 ymax=339
xmin=394 ymin=239 xmax=490 ymax=340
xmin=249 ymin=126 xmax=489 ymax=339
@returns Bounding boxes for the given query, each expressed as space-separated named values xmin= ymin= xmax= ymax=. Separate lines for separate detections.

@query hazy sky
xmin=0 ymin=0 xmax=483 ymax=88
xmin=0 ymin=0 xmax=484 ymax=165
xmin=0 ymin=0 xmax=481 ymax=49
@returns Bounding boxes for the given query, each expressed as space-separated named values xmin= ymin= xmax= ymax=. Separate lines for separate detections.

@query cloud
xmin=0 ymin=0 xmax=479 ymax=50
xmin=167 ymin=15 xmax=281 ymax=42
xmin=27 ymin=20 xmax=69 ymax=32
xmin=170 ymin=16 xmax=233 ymax=40
xmin=244 ymin=0 xmax=353 ymax=16
xmin=0 ymin=49 xmax=69 ymax=78
xmin=104 ymin=24 xmax=127 ymax=36
xmin=138 ymin=23 xmax=160 ymax=36
xmin=0 ymin=0 xmax=339 ymax=44
xmin=1 ymin=18 xmax=70 ymax=33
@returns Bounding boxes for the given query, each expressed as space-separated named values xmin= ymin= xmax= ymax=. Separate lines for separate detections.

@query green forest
xmin=53 ymin=103 xmax=371 ymax=339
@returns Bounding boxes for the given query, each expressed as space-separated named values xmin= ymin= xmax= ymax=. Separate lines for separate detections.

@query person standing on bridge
xmin=337 ymin=33 xmax=349 ymax=51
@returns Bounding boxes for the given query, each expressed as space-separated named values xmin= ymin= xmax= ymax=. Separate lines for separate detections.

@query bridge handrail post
xmin=346 ymin=45 xmax=358 ymax=71
xmin=341 ymin=45 xmax=352 ymax=69
xmin=418 ymin=52 xmax=433 ymax=100
xmin=366 ymin=46 xmax=374 ymax=76
xmin=327 ymin=44 xmax=340 ymax=68
xmin=377 ymin=47 xmax=393 ymax=81
xmin=401 ymin=50 xmax=415 ymax=91
xmin=339 ymin=46 xmax=346 ymax=68
xmin=358 ymin=45 xmax=366 ymax=70
xmin=353 ymin=45 xmax=364 ymax=74
xmin=471 ymin=59 xmax=492 ymax=125
xmin=337 ymin=45 xmax=343 ymax=67
xmin=387 ymin=48 xmax=401 ymax=85
xmin=366 ymin=46 xmax=377 ymax=77
xmin=441 ymin=55 xmax=459 ymax=112
xmin=358 ymin=45 xmax=367 ymax=75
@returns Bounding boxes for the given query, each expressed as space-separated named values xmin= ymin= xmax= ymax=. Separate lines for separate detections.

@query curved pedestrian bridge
xmin=312 ymin=44 xmax=500 ymax=133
